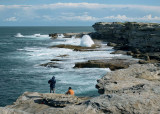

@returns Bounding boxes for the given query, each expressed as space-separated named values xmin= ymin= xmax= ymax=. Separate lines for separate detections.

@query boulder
xmin=49 ymin=33 xmax=58 ymax=38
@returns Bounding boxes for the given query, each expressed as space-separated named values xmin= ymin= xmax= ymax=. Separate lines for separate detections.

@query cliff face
xmin=92 ymin=22 xmax=160 ymax=52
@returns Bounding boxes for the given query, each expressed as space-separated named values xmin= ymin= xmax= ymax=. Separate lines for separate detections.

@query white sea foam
xmin=51 ymin=35 xmax=95 ymax=47
xmin=23 ymin=47 xmax=73 ymax=61
xmin=15 ymin=33 xmax=24 ymax=38
xmin=15 ymin=33 xmax=50 ymax=38
xmin=15 ymin=36 xmax=133 ymax=96
xmin=65 ymin=37 xmax=81 ymax=46
xmin=54 ymin=68 xmax=110 ymax=94
xmin=80 ymin=35 xmax=94 ymax=47
xmin=50 ymin=37 xmax=81 ymax=46
xmin=57 ymin=34 xmax=64 ymax=38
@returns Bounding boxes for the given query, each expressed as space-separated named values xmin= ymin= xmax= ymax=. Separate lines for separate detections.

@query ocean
xmin=0 ymin=26 xmax=123 ymax=107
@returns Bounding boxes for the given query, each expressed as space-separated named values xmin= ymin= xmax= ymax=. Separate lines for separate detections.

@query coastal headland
xmin=1 ymin=22 xmax=160 ymax=114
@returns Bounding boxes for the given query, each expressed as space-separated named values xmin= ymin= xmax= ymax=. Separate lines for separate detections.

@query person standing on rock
xmin=65 ymin=87 xmax=74 ymax=95
xmin=48 ymin=76 xmax=56 ymax=93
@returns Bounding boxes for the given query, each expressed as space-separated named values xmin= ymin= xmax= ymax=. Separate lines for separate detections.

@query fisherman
xmin=48 ymin=76 xmax=56 ymax=93
xmin=65 ymin=87 xmax=74 ymax=95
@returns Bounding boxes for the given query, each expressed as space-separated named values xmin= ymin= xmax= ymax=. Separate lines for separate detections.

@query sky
xmin=0 ymin=0 xmax=160 ymax=26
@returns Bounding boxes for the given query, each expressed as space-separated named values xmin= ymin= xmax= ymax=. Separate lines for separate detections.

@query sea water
xmin=0 ymin=26 xmax=129 ymax=107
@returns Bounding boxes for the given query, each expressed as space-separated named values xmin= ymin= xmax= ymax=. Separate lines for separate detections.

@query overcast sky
xmin=0 ymin=0 xmax=160 ymax=26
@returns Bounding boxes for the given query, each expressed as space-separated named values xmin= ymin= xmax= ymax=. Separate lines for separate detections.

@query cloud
xmin=0 ymin=3 xmax=160 ymax=12
xmin=101 ymin=14 xmax=160 ymax=22
xmin=60 ymin=15 xmax=97 ymax=21
xmin=5 ymin=17 xmax=17 ymax=22
xmin=1 ymin=3 xmax=160 ymax=25
xmin=42 ymin=14 xmax=97 ymax=21
xmin=42 ymin=14 xmax=160 ymax=22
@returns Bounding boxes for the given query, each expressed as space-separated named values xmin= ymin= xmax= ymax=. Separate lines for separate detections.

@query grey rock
xmin=1 ymin=64 xmax=160 ymax=114
xmin=95 ymin=63 xmax=160 ymax=113
xmin=92 ymin=22 xmax=160 ymax=62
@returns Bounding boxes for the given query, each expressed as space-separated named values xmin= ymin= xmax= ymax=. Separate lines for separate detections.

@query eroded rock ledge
xmin=96 ymin=63 xmax=160 ymax=113
xmin=74 ymin=58 xmax=138 ymax=71
xmin=1 ymin=64 xmax=160 ymax=113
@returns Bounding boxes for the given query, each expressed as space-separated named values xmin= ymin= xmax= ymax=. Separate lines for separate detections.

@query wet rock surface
xmin=74 ymin=58 xmax=138 ymax=71
xmin=49 ymin=32 xmax=90 ymax=38
xmin=50 ymin=44 xmax=98 ymax=51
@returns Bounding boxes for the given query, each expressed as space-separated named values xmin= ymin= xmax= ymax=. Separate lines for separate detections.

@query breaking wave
xmin=15 ymin=33 xmax=50 ymax=38
xmin=80 ymin=35 xmax=94 ymax=47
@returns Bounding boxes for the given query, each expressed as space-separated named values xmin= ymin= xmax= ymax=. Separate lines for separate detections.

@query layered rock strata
xmin=92 ymin=22 xmax=160 ymax=62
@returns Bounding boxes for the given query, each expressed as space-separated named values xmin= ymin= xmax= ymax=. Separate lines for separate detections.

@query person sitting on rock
xmin=48 ymin=76 xmax=56 ymax=93
xmin=65 ymin=87 xmax=74 ymax=95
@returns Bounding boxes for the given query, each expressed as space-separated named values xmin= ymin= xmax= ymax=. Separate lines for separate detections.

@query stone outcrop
xmin=92 ymin=22 xmax=160 ymax=62
xmin=94 ymin=63 xmax=160 ymax=113
xmin=74 ymin=58 xmax=138 ymax=71
xmin=49 ymin=32 xmax=90 ymax=38
xmin=0 ymin=92 xmax=99 ymax=114
xmin=50 ymin=44 xmax=97 ymax=51
xmin=1 ymin=64 xmax=160 ymax=113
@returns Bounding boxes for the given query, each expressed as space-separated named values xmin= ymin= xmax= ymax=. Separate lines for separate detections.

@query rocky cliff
xmin=92 ymin=22 xmax=160 ymax=53
xmin=49 ymin=22 xmax=160 ymax=61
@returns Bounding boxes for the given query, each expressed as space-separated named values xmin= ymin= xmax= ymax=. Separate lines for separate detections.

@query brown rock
xmin=107 ymin=42 xmax=117 ymax=47
xmin=50 ymin=44 xmax=97 ymax=51
xmin=74 ymin=58 xmax=138 ymax=71
xmin=111 ymin=50 xmax=127 ymax=55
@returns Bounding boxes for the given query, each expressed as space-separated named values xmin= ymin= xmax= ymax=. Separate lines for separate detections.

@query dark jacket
xmin=48 ymin=76 xmax=56 ymax=88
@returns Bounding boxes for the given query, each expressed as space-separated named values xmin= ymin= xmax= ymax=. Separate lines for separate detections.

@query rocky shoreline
xmin=1 ymin=22 xmax=160 ymax=113
xmin=91 ymin=22 xmax=160 ymax=63
xmin=1 ymin=63 xmax=160 ymax=114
